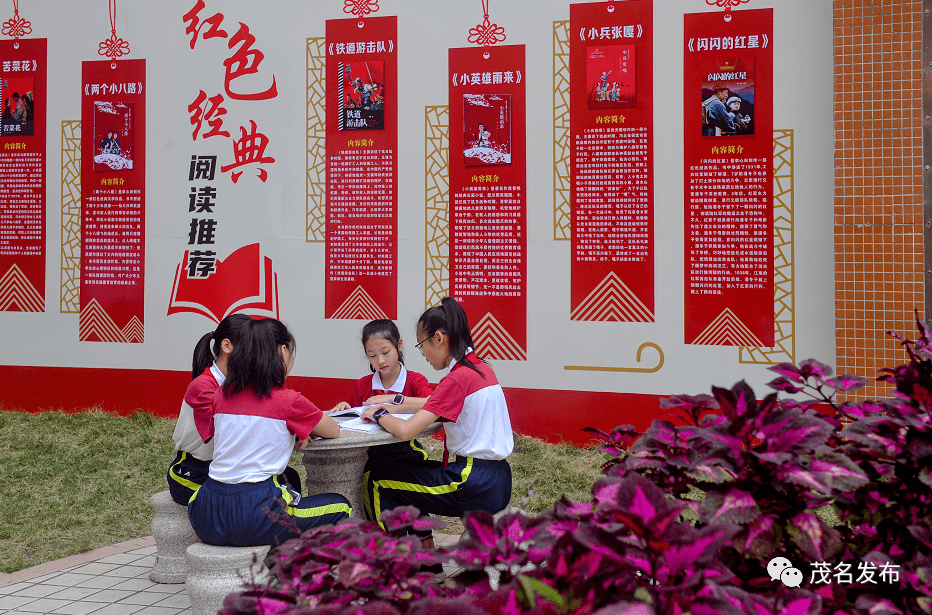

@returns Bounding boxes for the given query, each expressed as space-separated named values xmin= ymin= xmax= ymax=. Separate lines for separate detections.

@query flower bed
xmin=223 ymin=318 xmax=932 ymax=615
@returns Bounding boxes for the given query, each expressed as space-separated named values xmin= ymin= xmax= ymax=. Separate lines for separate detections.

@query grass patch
xmin=0 ymin=409 xmax=177 ymax=573
xmin=0 ymin=410 xmax=607 ymax=572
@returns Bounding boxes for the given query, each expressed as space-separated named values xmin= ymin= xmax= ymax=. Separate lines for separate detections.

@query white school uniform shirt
xmin=171 ymin=363 xmax=224 ymax=461
xmin=422 ymin=349 xmax=513 ymax=460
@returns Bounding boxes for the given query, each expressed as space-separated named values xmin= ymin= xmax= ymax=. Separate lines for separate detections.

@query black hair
xmin=417 ymin=296 xmax=484 ymax=376
xmin=361 ymin=319 xmax=404 ymax=373
xmin=222 ymin=318 xmax=296 ymax=398
xmin=190 ymin=314 xmax=253 ymax=379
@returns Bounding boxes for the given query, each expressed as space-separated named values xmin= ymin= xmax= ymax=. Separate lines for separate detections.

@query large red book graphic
xmin=167 ymin=243 xmax=279 ymax=322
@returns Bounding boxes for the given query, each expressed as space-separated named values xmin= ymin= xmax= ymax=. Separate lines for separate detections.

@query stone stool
xmin=185 ymin=543 xmax=271 ymax=615
xmin=150 ymin=490 xmax=200 ymax=583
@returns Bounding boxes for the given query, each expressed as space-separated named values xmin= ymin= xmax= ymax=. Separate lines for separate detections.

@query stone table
xmin=299 ymin=418 xmax=442 ymax=519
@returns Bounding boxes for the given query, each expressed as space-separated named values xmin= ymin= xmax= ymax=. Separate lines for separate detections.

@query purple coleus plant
xmin=589 ymin=375 xmax=869 ymax=578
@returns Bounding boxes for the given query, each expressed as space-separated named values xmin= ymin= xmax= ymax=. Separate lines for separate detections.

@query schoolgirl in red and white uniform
xmin=166 ymin=314 xmax=252 ymax=506
xmin=330 ymin=319 xmax=434 ymax=464
xmin=188 ymin=318 xmax=350 ymax=547
xmin=361 ymin=298 xmax=513 ymax=532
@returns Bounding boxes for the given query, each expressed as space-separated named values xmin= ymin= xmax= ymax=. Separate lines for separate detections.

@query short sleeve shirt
xmin=207 ymin=386 xmax=323 ymax=484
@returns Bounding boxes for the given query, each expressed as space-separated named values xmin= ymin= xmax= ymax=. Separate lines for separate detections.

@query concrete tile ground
xmin=0 ymin=534 xmax=463 ymax=615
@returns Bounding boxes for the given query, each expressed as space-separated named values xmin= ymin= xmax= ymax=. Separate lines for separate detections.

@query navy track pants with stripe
xmin=189 ymin=476 xmax=351 ymax=547
xmin=166 ymin=451 xmax=210 ymax=506
xmin=363 ymin=455 xmax=511 ymax=527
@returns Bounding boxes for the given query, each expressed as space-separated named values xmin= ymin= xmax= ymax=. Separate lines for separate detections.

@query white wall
xmin=0 ymin=0 xmax=835 ymax=399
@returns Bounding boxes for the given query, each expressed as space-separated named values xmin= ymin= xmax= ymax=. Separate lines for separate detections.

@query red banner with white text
xmin=80 ymin=59 xmax=146 ymax=342
xmin=683 ymin=9 xmax=773 ymax=346
xmin=570 ymin=1 xmax=653 ymax=322
xmin=0 ymin=38 xmax=46 ymax=312
xmin=325 ymin=16 xmax=398 ymax=320
xmin=448 ymin=45 xmax=527 ymax=360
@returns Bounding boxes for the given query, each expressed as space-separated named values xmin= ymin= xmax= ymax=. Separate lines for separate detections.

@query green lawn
xmin=0 ymin=409 xmax=606 ymax=573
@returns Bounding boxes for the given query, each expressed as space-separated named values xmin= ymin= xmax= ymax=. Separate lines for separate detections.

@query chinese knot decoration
xmin=2 ymin=0 xmax=32 ymax=49
xmin=706 ymin=0 xmax=751 ymax=22
xmin=343 ymin=0 xmax=379 ymax=28
xmin=468 ymin=0 xmax=506 ymax=59
xmin=98 ymin=0 xmax=130 ymax=67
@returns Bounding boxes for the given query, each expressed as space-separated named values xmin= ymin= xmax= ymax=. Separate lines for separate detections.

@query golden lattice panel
xmin=425 ymin=105 xmax=449 ymax=310
xmin=60 ymin=121 xmax=81 ymax=313
xmin=306 ymin=38 xmax=326 ymax=242
xmin=740 ymin=129 xmax=795 ymax=365
xmin=553 ymin=20 xmax=571 ymax=240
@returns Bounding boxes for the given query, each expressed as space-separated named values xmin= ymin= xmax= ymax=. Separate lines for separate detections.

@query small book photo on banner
xmin=586 ymin=45 xmax=636 ymax=109
xmin=1 ymin=76 xmax=35 ymax=135
xmin=339 ymin=60 xmax=385 ymax=130
xmin=93 ymin=101 xmax=134 ymax=171
xmin=463 ymin=93 xmax=511 ymax=167
xmin=701 ymin=58 xmax=755 ymax=137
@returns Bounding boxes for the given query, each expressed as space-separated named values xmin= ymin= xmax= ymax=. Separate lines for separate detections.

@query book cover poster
xmin=339 ymin=60 xmax=385 ymax=130
xmin=570 ymin=1 xmax=654 ymax=322
xmin=683 ymin=9 xmax=773 ymax=346
xmin=93 ymin=101 xmax=134 ymax=171
xmin=701 ymin=58 xmax=755 ymax=137
xmin=585 ymin=45 xmax=635 ymax=109
xmin=80 ymin=59 xmax=146 ymax=342
xmin=463 ymin=93 xmax=511 ymax=166
xmin=1 ymin=76 xmax=35 ymax=135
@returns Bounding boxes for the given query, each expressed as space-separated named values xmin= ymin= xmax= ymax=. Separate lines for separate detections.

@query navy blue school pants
xmin=166 ymin=451 xmax=210 ymax=506
xmin=366 ymin=438 xmax=429 ymax=465
xmin=363 ymin=455 xmax=511 ymax=528
xmin=188 ymin=475 xmax=351 ymax=547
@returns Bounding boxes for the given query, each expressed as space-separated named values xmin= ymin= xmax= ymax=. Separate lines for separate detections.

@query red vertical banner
xmin=80 ymin=59 xmax=146 ymax=342
xmin=0 ymin=38 xmax=46 ymax=311
xmin=449 ymin=45 xmax=527 ymax=360
xmin=569 ymin=1 xmax=653 ymax=322
xmin=325 ymin=17 xmax=397 ymax=320
xmin=683 ymin=10 xmax=773 ymax=346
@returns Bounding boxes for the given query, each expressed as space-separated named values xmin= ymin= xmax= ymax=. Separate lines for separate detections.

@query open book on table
xmin=338 ymin=412 xmax=415 ymax=433
xmin=327 ymin=404 xmax=375 ymax=418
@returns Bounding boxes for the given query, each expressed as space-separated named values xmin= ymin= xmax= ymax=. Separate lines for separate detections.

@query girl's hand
xmin=330 ymin=401 xmax=351 ymax=413
xmin=364 ymin=394 xmax=393 ymax=405
xmin=361 ymin=404 xmax=388 ymax=423
xmin=312 ymin=414 xmax=341 ymax=439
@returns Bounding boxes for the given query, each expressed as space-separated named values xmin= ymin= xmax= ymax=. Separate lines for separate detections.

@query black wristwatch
xmin=392 ymin=393 xmax=404 ymax=405
xmin=372 ymin=407 xmax=389 ymax=425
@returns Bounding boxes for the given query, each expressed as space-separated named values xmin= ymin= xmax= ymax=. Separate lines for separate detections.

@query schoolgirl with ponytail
xmin=187 ymin=318 xmax=351 ymax=547
xmin=166 ymin=313 xmax=252 ymax=505
xmin=361 ymin=297 xmax=514 ymax=541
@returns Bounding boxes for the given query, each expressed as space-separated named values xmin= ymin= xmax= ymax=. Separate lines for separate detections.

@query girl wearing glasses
xmin=329 ymin=319 xmax=434 ymax=463
xmin=360 ymin=297 xmax=513 ymax=545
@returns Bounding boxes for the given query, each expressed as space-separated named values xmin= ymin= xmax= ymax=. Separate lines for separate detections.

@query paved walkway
xmin=0 ymin=534 xmax=462 ymax=615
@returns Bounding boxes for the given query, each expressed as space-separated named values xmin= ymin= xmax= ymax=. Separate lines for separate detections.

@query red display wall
xmin=80 ymin=59 xmax=146 ymax=342
xmin=0 ymin=38 xmax=46 ymax=312
xmin=683 ymin=9 xmax=773 ymax=346
xmin=0 ymin=364 xmax=667 ymax=447
xmin=448 ymin=44 xmax=527 ymax=360
xmin=570 ymin=1 xmax=654 ymax=322
xmin=325 ymin=16 xmax=398 ymax=320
